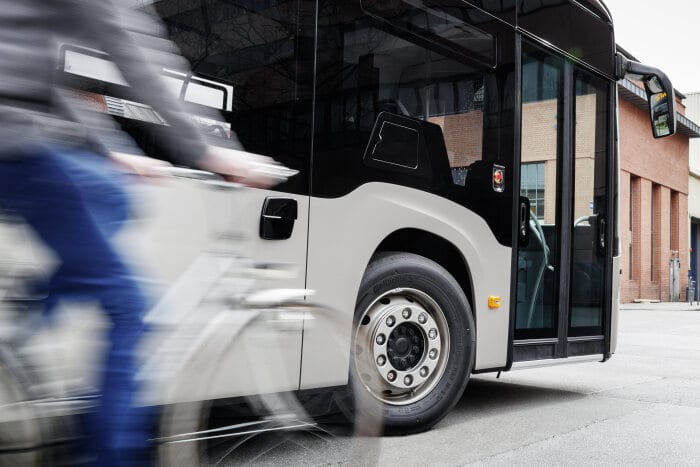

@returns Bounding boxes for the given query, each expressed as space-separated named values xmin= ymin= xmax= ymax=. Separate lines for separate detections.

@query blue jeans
xmin=0 ymin=146 xmax=152 ymax=465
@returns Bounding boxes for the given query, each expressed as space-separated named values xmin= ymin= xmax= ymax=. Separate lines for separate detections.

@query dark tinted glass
xmin=569 ymin=69 xmax=609 ymax=336
xmin=361 ymin=0 xmax=498 ymax=67
xmin=462 ymin=0 xmax=516 ymax=24
xmin=517 ymin=0 xmax=614 ymax=77
xmin=313 ymin=1 xmax=515 ymax=245
xmin=151 ymin=0 xmax=314 ymax=194
xmin=516 ymin=47 xmax=564 ymax=339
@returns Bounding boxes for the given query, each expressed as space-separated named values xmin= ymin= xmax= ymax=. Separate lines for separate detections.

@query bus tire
xmin=352 ymin=251 xmax=475 ymax=435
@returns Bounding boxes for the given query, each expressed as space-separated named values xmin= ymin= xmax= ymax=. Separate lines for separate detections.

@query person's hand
xmin=199 ymin=146 xmax=281 ymax=189
xmin=110 ymin=152 xmax=172 ymax=179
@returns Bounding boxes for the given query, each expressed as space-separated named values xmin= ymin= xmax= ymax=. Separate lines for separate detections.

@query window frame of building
xmin=520 ymin=161 xmax=546 ymax=221
xmin=629 ymin=175 xmax=639 ymax=281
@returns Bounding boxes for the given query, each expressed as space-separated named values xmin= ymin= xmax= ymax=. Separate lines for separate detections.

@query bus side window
xmin=314 ymin=1 xmax=506 ymax=197
xmin=362 ymin=111 xmax=454 ymax=189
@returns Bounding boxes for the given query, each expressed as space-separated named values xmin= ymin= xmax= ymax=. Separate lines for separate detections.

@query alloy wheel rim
xmin=354 ymin=288 xmax=450 ymax=406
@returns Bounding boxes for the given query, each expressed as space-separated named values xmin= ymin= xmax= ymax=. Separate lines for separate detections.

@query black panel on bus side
xmin=59 ymin=1 xmax=317 ymax=195
xmin=516 ymin=0 xmax=615 ymax=78
xmin=312 ymin=1 xmax=517 ymax=247
xmin=150 ymin=0 xmax=316 ymax=196
xmin=461 ymin=0 xmax=516 ymax=25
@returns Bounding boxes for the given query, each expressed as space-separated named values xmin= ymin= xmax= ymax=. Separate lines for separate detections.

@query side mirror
xmin=647 ymin=77 xmax=672 ymax=138
xmin=616 ymin=54 xmax=677 ymax=138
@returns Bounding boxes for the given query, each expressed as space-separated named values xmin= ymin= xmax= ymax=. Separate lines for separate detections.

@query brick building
xmin=685 ymin=92 xmax=700 ymax=301
xmin=617 ymin=79 xmax=700 ymax=302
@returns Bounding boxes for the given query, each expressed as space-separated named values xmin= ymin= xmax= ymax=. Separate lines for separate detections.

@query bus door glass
xmin=516 ymin=48 xmax=563 ymax=342
xmin=515 ymin=42 xmax=609 ymax=358
xmin=570 ymin=70 xmax=608 ymax=339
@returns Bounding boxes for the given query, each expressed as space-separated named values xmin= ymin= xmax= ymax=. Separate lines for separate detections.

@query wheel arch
xmin=372 ymin=228 xmax=475 ymax=324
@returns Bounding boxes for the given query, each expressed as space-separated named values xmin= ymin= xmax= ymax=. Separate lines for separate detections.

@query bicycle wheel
xmin=155 ymin=302 xmax=382 ymax=466
xmin=0 ymin=346 xmax=44 ymax=467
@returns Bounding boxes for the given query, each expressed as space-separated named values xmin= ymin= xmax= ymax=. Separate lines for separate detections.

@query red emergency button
xmin=492 ymin=165 xmax=505 ymax=193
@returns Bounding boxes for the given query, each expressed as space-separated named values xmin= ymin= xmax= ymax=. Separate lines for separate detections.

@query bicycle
xmin=0 ymin=166 xmax=382 ymax=466
xmin=0 ymin=208 xmax=97 ymax=466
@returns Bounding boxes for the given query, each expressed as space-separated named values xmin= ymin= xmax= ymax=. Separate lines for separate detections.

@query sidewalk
xmin=620 ymin=301 xmax=700 ymax=312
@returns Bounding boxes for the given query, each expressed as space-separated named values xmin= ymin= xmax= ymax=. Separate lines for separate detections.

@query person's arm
xmin=60 ymin=0 xmax=278 ymax=186
xmin=61 ymin=0 xmax=209 ymax=167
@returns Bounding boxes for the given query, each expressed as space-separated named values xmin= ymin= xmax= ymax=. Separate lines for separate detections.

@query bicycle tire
xmin=0 ymin=345 xmax=45 ymax=467
xmin=155 ymin=302 xmax=382 ymax=466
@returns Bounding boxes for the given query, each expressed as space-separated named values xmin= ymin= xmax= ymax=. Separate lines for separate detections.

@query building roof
xmin=618 ymin=78 xmax=700 ymax=139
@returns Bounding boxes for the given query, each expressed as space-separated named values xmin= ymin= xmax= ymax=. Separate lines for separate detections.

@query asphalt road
xmin=211 ymin=303 xmax=700 ymax=466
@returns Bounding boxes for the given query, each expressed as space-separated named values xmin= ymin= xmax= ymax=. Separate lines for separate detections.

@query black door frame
xmin=510 ymin=36 xmax=614 ymax=364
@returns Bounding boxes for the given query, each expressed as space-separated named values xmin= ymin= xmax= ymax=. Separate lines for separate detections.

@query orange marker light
xmin=488 ymin=296 xmax=502 ymax=309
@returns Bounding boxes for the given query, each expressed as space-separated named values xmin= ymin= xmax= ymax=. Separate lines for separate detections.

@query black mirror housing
xmin=615 ymin=53 xmax=677 ymax=138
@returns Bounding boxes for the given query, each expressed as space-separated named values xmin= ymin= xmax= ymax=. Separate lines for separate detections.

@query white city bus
xmin=64 ymin=0 xmax=677 ymax=434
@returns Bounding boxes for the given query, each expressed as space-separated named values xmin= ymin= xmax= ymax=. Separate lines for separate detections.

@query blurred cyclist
xmin=0 ymin=0 xmax=277 ymax=465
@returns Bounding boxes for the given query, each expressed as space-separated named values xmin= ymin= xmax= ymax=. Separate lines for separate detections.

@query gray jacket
xmin=0 ymin=0 xmax=223 ymax=166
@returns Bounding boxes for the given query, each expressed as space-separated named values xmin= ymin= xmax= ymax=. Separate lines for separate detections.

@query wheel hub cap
xmin=388 ymin=323 xmax=424 ymax=371
xmin=355 ymin=289 xmax=450 ymax=406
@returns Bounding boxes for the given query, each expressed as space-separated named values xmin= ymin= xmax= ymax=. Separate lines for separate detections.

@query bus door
xmin=513 ymin=42 xmax=611 ymax=362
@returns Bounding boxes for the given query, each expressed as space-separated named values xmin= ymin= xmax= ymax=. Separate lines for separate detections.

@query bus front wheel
xmin=353 ymin=252 xmax=475 ymax=434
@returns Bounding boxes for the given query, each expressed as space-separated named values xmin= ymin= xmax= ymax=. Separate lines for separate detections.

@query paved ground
xmin=214 ymin=303 xmax=700 ymax=466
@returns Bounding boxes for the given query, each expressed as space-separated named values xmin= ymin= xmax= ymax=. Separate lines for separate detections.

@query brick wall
xmin=618 ymin=94 xmax=690 ymax=302
xmin=429 ymin=111 xmax=484 ymax=168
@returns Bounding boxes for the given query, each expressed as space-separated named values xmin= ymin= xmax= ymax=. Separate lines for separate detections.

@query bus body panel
xmin=301 ymin=182 xmax=511 ymax=389
xmin=0 ymin=178 xmax=312 ymax=401
xmin=128 ymin=179 xmax=310 ymax=398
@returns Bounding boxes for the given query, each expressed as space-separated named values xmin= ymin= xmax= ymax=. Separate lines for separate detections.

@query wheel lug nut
xmin=404 ymin=375 xmax=413 ymax=386
xmin=428 ymin=328 xmax=437 ymax=339
xmin=418 ymin=313 xmax=427 ymax=324
xmin=386 ymin=316 xmax=395 ymax=327
xmin=387 ymin=371 xmax=396 ymax=382
xmin=376 ymin=334 xmax=386 ymax=345
xmin=412 ymin=345 xmax=420 ymax=353
xmin=377 ymin=355 xmax=386 ymax=366
xmin=402 ymin=308 xmax=411 ymax=319
xmin=420 ymin=366 xmax=429 ymax=377
xmin=429 ymin=349 xmax=438 ymax=359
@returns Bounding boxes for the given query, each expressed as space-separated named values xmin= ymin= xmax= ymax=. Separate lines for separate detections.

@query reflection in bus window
xmin=521 ymin=162 xmax=545 ymax=221
xmin=570 ymin=70 xmax=608 ymax=335
xmin=516 ymin=50 xmax=563 ymax=338
xmin=150 ymin=0 xmax=312 ymax=187
xmin=315 ymin=1 xmax=502 ymax=193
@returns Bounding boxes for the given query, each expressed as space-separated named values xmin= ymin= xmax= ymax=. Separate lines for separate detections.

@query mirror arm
xmin=615 ymin=53 xmax=677 ymax=138
xmin=616 ymin=55 xmax=674 ymax=95
xmin=614 ymin=53 xmax=630 ymax=81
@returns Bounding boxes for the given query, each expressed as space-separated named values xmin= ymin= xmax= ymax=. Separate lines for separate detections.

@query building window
xmin=521 ymin=162 xmax=545 ymax=221
xmin=651 ymin=184 xmax=660 ymax=282
xmin=629 ymin=176 xmax=639 ymax=280
xmin=671 ymin=190 xmax=679 ymax=252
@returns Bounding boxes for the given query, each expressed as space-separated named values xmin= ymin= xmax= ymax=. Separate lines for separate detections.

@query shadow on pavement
xmin=439 ymin=377 xmax=586 ymax=428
